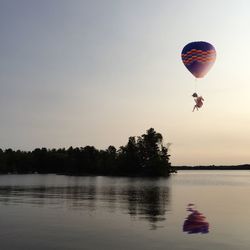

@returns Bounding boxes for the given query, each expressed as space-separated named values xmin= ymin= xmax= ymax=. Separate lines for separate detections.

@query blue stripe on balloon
xmin=182 ymin=41 xmax=215 ymax=55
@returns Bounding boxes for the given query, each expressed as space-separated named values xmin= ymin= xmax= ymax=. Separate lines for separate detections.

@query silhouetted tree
xmin=0 ymin=128 xmax=172 ymax=176
xmin=117 ymin=128 xmax=171 ymax=176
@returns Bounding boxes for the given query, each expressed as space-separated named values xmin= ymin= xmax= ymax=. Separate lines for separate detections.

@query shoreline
xmin=173 ymin=165 xmax=250 ymax=170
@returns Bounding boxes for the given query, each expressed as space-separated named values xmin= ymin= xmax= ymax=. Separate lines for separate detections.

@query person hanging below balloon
xmin=192 ymin=93 xmax=204 ymax=112
xmin=181 ymin=41 xmax=216 ymax=111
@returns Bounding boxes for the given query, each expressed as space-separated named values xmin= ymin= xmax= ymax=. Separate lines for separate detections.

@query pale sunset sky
xmin=1 ymin=0 xmax=250 ymax=165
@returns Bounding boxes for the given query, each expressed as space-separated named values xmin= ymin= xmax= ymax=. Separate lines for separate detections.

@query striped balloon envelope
xmin=181 ymin=41 xmax=216 ymax=78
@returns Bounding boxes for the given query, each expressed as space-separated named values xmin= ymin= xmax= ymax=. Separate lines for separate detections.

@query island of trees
xmin=0 ymin=128 xmax=173 ymax=176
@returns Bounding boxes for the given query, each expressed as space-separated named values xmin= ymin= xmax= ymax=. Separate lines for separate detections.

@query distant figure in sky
xmin=192 ymin=93 xmax=204 ymax=112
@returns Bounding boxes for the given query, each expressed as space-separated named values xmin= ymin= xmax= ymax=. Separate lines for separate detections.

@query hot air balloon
xmin=181 ymin=41 xmax=216 ymax=78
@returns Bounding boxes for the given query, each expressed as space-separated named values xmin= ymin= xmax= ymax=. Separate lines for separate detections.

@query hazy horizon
xmin=1 ymin=0 xmax=250 ymax=166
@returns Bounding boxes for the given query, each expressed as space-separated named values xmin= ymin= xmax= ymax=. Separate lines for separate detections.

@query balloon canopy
xmin=181 ymin=41 xmax=216 ymax=78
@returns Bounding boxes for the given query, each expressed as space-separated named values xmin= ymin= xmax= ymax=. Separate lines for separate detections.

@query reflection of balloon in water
xmin=183 ymin=204 xmax=209 ymax=234
xmin=181 ymin=41 xmax=216 ymax=78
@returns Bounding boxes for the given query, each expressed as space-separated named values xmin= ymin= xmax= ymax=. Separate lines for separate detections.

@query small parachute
xmin=181 ymin=41 xmax=216 ymax=78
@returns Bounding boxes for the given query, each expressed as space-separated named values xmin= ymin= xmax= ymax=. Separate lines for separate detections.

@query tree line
xmin=0 ymin=128 xmax=173 ymax=176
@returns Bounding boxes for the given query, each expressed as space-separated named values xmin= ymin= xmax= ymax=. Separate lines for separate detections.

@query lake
xmin=0 ymin=171 xmax=250 ymax=249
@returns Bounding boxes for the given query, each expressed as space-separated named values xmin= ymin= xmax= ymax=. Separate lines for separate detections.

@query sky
xmin=1 ymin=0 xmax=250 ymax=166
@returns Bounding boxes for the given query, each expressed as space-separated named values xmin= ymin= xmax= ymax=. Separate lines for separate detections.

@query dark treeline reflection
xmin=0 ymin=176 xmax=170 ymax=229
xmin=0 ymin=128 xmax=173 ymax=176
xmin=125 ymin=184 xmax=170 ymax=229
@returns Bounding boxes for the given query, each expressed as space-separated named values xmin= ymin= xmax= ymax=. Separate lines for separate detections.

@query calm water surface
xmin=0 ymin=171 xmax=250 ymax=249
